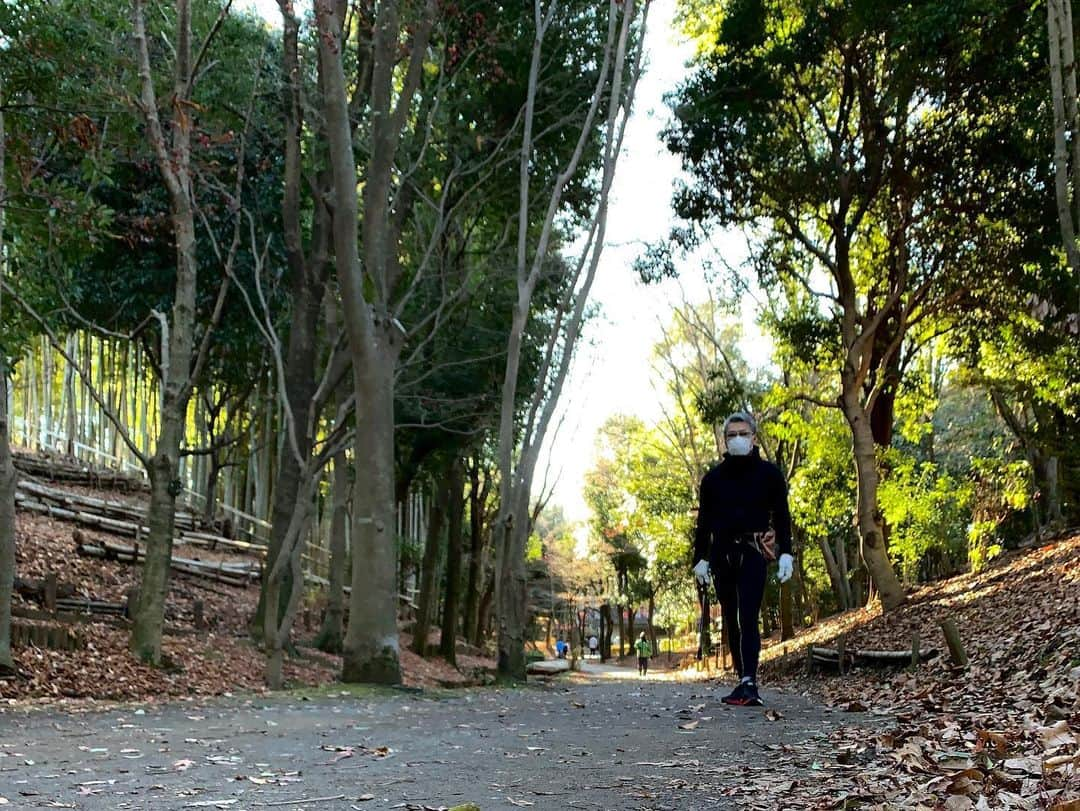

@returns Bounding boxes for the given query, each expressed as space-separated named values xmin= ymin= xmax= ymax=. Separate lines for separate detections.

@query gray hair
xmin=722 ymin=411 xmax=757 ymax=436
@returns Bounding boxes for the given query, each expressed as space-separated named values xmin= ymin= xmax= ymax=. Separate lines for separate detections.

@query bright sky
xmin=534 ymin=3 xmax=770 ymax=526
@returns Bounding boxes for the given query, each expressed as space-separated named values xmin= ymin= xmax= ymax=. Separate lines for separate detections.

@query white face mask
xmin=726 ymin=435 xmax=754 ymax=456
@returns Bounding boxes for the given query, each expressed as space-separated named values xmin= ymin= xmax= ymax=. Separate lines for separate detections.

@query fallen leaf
xmin=1003 ymin=756 xmax=1042 ymax=775
xmin=1037 ymin=720 xmax=1075 ymax=751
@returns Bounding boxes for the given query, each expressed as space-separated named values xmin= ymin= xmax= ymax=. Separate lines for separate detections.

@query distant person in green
xmin=634 ymin=632 xmax=652 ymax=677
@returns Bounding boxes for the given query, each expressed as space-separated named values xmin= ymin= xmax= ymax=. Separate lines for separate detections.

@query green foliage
xmin=525 ymin=532 xmax=544 ymax=562
xmin=967 ymin=457 xmax=1032 ymax=570
xmin=878 ymin=449 xmax=973 ymax=584
xmin=2 ymin=0 xmax=280 ymax=391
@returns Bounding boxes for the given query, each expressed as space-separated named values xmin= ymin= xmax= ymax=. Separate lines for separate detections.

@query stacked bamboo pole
xmin=14 ymin=479 xmax=265 ymax=558
xmin=75 ymin=536 xmax=258 ymax=587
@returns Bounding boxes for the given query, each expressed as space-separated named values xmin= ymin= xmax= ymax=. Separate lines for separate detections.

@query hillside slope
xmin=757 ymin=532 xmax=1080 ymax=809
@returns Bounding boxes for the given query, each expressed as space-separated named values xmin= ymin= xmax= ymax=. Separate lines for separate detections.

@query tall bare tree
xmin=0 ymin=81 xmax=16 ymax=677
xmin=125 ymin=0 xmax=238 ymax=662
xmin=1047 ymin=0 xmax=1080 ymax=307
xmin=251 ymin=0 xmax=335 ymax=643
xmin=493 ymin=0 xmax=650 ymax=680
xmin=315 ymin=0 xmax=437 ymax=683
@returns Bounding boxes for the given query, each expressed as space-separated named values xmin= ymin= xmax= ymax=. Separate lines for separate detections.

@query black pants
xmin=712 ymin=544 xmax=766 ymax=681
xmin=638 ymin=656 xmax=648 ymax=675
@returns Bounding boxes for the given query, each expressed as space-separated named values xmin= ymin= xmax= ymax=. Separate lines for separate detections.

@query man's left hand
xmin=777 ymin=553 xmax=794 ymax=584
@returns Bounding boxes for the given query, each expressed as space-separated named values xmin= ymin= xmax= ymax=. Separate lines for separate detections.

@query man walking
xmin=692 ymin=411 xmax=794 ymax=707
xmin=634 ymin=631 xmax=652 ymax=677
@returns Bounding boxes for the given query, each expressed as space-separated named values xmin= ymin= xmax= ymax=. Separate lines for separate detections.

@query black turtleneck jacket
xmin=692 ymin=447 xmax=792 ymax=567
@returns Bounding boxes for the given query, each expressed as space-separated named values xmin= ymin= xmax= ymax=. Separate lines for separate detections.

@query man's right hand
xmin=693 ymin=559 xmax=710 ymax=585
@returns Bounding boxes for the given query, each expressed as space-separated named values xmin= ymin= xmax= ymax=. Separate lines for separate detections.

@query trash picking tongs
xmin=695 ymin=578 xmax=711 ymax=661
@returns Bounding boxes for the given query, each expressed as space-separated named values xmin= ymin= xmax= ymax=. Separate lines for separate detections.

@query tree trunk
xmin=131 ymin=418 xmax=182 ymax=663
xmin=617 ymin=601 xmax=626 ymax=658
xmin=0 ymin=357 xmax=16 ymax=675
xmin=646 ymin=593 xmax=656 ymax=657
xmin=251 ymin=270 xmax=322 ymax=639
xmin=477 ymin=574 xmax=495 ymax=645
xmin=837 ymin=532 xmax=851 ymax=603
xmin=264 ymin=470 xmax=316 ymax=689
xmin=0 ymin=84 xmax=15 ymax=676
xmin=494 ymin=492 xmax=531 ymax=680
xmin=780 ymin=581 xmax=794 ymax=641
xmin=439 ymin=459 xmax=465 ymax=663
xmin=412 ymin=478 xmax=447 ymax=656
xmin=341 ymin=349 xmax=401 ymax=683
xmin=128 ymin=0 xmax=205 ymax=666
xmin=203 ymin=454 xmax=222 ymax=526
xmin=463 ymin=457 xmax=485 ymax=645
xmin=842 ymin=389 xmax=905 ymax=610
xmin=63 ymin=335 xmax=76 ymax=456
xmin=315 ymin=0 xmax=408 ymax=687
xmin=316 ymin=449 xmax=349 ymax=653
xmin=1048 ymin=0 xmax=1080 ymax=281
xmin=600 ymin=603 xmax=613 ymax=661
xmin=817 ymin=535 xmax=849 ymax=610
xmin=1035 ymin=453 xmax=1064 ymax=525
xmin=491 ymin=1 xmax=649 ymax=682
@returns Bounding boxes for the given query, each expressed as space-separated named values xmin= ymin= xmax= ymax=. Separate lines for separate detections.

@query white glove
xmin=693 ymin=559 xmax=710 ymax=585
xmin=777 ymin=553 xmax=794 ymax=584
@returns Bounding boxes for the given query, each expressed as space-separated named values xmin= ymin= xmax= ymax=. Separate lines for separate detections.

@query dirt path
xmin=0 ymin=666 xmax=848 ymax=810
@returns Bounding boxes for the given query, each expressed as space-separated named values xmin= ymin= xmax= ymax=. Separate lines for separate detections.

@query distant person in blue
xmin=692 ymin=411 xmax=794 ymax=707
xmin=555 ymin=637 xmax=567 ymax=659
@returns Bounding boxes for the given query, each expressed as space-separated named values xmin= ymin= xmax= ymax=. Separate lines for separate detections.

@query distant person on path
xmin=692 ymin=411 xmax=794 ymax=707
xmin=556 ymin=637 xmax=567 ymax=659
xmin=634 ymin=632 xmax=652 ymax=676
xmin=588 ymin=634 xmax=599 ymax=658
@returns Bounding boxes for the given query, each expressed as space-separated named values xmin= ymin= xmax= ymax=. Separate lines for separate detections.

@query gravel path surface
xmin=0 ymin=666 xmax=847 ymax=810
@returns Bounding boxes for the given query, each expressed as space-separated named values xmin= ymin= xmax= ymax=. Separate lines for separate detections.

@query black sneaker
xmin=742 ymin=681 xmax=764 ymax=707
xmin=721 ymin=682 xmax=748 ymax=705
xmin=723 ymin=681 xmax=764 ymax=707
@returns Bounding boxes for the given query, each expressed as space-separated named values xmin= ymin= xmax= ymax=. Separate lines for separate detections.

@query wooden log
xmin=76 ymin=538 xmax=255 ymax=587
xmin=177 ymin=530 xmax=266 ymax=556
xmin=811 ymin=646 xmax=931 ymax=661
xmin=939 ymin=617 xmax=968 ymax=667
xmin=836 ymin=635 xmax=846 ymax=675
xmin=55 ymin=597 xmax=126 ymax=616
xmin=15 ymin=575 xmax=76 ymax=603
xmin=12 ymin=451 xmax=148 ymax=491
xmin=807 ymin=644 xmax=938 ymax=673
xmin=17 ymin=481 xmax=258 ymax=555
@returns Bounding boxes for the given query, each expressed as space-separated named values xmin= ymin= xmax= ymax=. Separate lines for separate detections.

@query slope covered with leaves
xmin=760 ymin=532 xmax=1080 ymax=809
xmin=2 ymin=472 xmax=493 ymax=706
